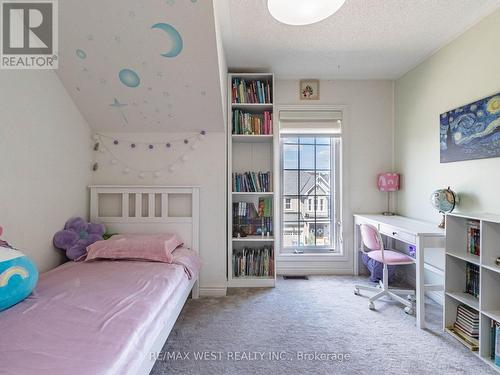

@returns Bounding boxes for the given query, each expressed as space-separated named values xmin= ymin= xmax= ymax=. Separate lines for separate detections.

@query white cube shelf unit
xmin=444 ymin=212 xmax=500 ymax=372
xmin=227 ymin=73 xmax=278 ymax=288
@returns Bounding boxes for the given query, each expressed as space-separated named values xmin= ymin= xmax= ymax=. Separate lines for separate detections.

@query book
xmin=496 ymin=322 xmax=500 ymax=366
xmin=491 ymin=320 xmax=497 ymax=360
xmin=466 ymin=220 xmax=480 ymax=256
xmin=258 ymin=197 xmax=272 ymax=218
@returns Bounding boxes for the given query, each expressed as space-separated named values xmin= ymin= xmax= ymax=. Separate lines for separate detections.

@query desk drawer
xmin=379 ymin=224 xmax=416 ymax=245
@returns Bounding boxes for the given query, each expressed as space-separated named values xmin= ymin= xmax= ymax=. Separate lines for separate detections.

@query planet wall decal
xmin=119 ymin=68 xmax=140 ymax=88
xmin=76 ymin=49 xmax=87 ymax=59
xmin=151 ymin=23 xmax=183 ymax=58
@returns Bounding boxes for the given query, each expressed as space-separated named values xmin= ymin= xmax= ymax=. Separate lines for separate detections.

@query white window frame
xmin=280 ymin=135 xmax=341 ymax=254
xmin=275 ymin=104 xmax=350 ymax=275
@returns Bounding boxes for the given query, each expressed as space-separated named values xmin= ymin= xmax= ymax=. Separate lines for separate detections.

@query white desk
xmin=353 ymin=214 xmax=445 ymax=329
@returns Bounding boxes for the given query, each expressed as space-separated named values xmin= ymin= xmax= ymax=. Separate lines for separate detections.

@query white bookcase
xmin=444 ymin=212 xmax=500 ymax=372
xmin=227 ymin=73 xmax=278 ymax=288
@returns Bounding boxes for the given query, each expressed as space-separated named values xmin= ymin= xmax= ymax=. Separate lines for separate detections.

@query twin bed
xmin=0 ymin=186 xmax=201 ymax=375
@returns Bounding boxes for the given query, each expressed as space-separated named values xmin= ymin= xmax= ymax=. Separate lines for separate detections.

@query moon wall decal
xmin=151 ymin=23 xmax=183 ymax=58
xmin=119 ymin=68 xmax=140 ymax=88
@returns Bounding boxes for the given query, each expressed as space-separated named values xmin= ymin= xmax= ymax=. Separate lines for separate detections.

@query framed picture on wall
xmin=300 ymin=79 xmax=320 ymax=100
xmin=440 ymin=91 xmax=500 ymax=163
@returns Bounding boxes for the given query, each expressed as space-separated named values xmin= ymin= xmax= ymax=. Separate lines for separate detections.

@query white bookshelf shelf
xmin=231 ymin=103 xmax=273 ymax=110
xmin=232 ymin=192 xmax=274 ymax=196
xmin=232 ymin=135 xmax=274 ymax=143
xmin=227 ymin=277 xmax=275 ymax=288
xmin=444 ymin=212 xmax=500 ymax=372
xmin=445 ymin=291 xmax=479 ymax=310
xmin=483 ymin=310 xmax=500 ymax=322
xmin=227 ymin=72 xmax=277 ymax=288
xmin=446 ymin=251 xmax=480 ymax=266
xmin=232 ymin=236 xmax=275 ymax=242
xmin=482 ymin=264 xmax=500 ymax=274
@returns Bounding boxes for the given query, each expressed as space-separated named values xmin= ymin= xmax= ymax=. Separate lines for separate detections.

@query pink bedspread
xmin=0 ymin=248 xmax=200 ymax=375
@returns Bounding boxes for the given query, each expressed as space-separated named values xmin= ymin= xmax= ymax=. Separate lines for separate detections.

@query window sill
xmin=277 ymin=252 xmax=345 ymax=261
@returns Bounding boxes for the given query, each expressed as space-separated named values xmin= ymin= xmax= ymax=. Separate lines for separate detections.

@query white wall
xmin=0 ymin=71 xmax=92 ymax=272
xmin=276 ymin=80 xmax=395 ymax=273
xmin=91 ymin=132 xmax=227 ymax=296
xmin=395 ymin=9 xmax=500 ymax=304
xmin=395 ymin=9 xmax=500 ymax=222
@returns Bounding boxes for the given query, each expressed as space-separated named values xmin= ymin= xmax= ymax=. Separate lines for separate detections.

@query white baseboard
xmin=199 ymin=286 xmax=227 ymax=297
xmin=277 ymin=267 xmax=353 ymax=275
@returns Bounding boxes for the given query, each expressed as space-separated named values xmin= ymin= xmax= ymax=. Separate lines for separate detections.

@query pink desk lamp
xmin=377 ymin=173 xmax=400 ymax=216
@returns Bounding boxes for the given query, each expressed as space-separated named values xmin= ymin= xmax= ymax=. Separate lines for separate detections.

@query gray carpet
xmin=151 ymin=276 xmax=495 ymax=375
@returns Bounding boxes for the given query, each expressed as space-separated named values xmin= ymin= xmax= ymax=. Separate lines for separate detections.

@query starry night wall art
xmin=440 ymin=92 xmax=500 ymax=163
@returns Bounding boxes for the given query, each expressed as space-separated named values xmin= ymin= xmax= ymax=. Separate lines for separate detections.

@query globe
xmin=430 ymin=187 xmax=459 ymax=228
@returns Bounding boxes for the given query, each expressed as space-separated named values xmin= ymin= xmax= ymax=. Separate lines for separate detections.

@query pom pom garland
xmin=91 ymin=131 xmax=207 ymax=177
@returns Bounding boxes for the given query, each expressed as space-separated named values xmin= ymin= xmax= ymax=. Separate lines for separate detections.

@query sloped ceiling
xmin=57 ymin=0 xmax=224 ymax=132
xmin=216 ymin=0 xmax=500 ymax=79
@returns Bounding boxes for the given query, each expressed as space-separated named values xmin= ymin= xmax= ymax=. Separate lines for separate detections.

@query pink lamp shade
xmin=377 ymin=173 xmax=400 ymax=192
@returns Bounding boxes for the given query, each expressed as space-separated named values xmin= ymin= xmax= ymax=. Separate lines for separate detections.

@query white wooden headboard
xmin=89 ymin=186 xmax=199 ymax=252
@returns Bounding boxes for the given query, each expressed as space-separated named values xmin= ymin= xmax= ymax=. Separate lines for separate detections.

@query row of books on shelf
xmin=232 ymin=110 xmax=273 ymax=135
xmin=466 ymin=220 xmax=481 ymax=256
xmin=233 ymin=201 xmax=258 ymax=219
xmin=232 ymin=171 xmax=272 ymax=193
xmin=233 ymin=199 xmax=272 ymax=218
xmin=232 ymin=78 xmax=272 ymax=104
xmin=465 ymin=262 xmax=480 ymax=298
xmin=232 ymin=247 xmax=274 ymax=278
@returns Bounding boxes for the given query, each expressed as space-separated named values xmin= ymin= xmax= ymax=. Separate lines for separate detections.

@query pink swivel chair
xmin=354 ymin=224 xmax=415 ymax=313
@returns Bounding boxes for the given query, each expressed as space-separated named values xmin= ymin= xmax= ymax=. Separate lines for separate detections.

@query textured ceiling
xmin=216 ymin=0 xmax=500 ymax=79
xmin=57 ymin=0 xmax=224 ymax=132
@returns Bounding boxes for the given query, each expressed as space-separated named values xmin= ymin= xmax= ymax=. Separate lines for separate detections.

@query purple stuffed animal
xmin=53 ymin=217 xmax=105 ymax=260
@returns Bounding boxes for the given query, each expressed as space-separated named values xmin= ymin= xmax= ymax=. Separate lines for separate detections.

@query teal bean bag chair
xmin=0 ymin=227 xmax=38 ymax=311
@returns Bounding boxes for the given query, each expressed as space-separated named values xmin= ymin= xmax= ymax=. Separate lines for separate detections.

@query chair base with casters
xmin=354 ymin=224 xmax=416 ymax=314
xmin=354 ymin=263 xmax=415 ymax=314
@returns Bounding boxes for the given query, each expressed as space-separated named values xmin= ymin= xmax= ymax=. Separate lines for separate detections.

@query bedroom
xmin=1 ymin=0 xmax=500 ymax=374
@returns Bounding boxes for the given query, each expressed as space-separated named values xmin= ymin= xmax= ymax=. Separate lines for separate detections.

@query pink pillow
xmin=85 ymin=233 xmax=183 ymax=263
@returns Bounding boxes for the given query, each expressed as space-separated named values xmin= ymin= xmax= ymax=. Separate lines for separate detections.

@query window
xmin=281 ymin=136 xmax=341 ymax=253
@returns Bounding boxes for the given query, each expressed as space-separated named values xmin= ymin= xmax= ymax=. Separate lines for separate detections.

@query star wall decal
xmin=109 ymin=98 xmax=128 ymax=125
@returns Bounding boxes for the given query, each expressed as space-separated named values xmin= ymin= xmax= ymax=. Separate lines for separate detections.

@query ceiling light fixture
xmin=267 ymin=0 xmax=346 ymax=26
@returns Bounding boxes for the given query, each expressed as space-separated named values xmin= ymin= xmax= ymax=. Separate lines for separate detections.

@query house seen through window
xmin=281 ymin=136 xmax=341 ymax=254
